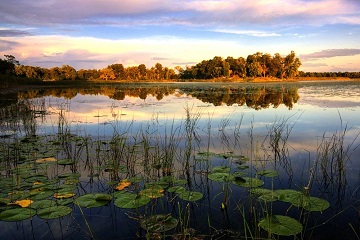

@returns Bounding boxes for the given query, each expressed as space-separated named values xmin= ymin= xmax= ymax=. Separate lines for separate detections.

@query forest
xmin=1 ymin=51 xmax=360 ymax=84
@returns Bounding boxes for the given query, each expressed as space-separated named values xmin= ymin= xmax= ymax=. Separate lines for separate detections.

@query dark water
xmin=0 ymin=81 xmax=360 ymax=239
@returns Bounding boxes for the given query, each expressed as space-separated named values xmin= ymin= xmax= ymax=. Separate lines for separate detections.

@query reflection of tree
xmin=11 ymin=84 xmax=299 ymax=110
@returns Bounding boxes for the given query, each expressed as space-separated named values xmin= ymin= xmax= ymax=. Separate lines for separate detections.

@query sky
xmin=0 ymin=0 xmax=360 ymax=72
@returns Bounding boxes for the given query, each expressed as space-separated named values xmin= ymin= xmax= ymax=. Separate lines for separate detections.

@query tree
xmin=269 ymin=53 xmax=284 ymax=78
xmin=138 ymin=64 xmax=147 ymax=80
xmin=0 ymin=55 xmax=19 ymax=75
xmin=99 ymin=67 xmax=116 ymax=81
xmin=109 ymin=63 xmax=125 ymax=80
xmin=61 ymin=65 xmax=77 ymax=80
xmin=246 ymin=53 xmax=262 ymax=77
xmin=283 ymin=51 xmax=301 ymax=78
xmin=155 ymin=63 xmax=163 ymax=80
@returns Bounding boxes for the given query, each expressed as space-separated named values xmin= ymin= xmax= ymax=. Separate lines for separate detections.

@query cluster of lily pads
xmin=0 ymin=134 xmax=331 ymax=238
xmin=205 ymin=158 xmax=330 ymax=236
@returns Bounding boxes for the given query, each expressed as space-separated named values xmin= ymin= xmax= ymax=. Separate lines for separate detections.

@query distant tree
xmin=225 ymin=56 xmax=246 ymax=78
xmin=155 ymin=63 xmax=163 ymax=80
xmin=269 ymin=53 xmax=285 ymax=78
xmin=283 ymin=51 xmax=301 ymax=78
xmin=138 ymin=64 xmax=147 ymax=80
xmin=109 ymin=63 xmax=125 ymax=80
xmin=61 ymin=65 xmax=77 ymax=80
xmin=100 ymin=67 xmax=116 ymax=80
xmin=246 ymin=53 xmax=262 ymax=77
xmin=259 ymin=53 xmax=272 ymax=77
xmin=0 ymin=55 xmax=19 ymax=75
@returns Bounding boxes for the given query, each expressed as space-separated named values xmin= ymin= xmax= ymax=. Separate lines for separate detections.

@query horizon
xmin=1 ymin=0 xmax=360 ymax=72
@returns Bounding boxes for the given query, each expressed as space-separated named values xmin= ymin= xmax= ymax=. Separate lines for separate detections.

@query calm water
xmin=0 ymin=81 xmax=360 ymax=239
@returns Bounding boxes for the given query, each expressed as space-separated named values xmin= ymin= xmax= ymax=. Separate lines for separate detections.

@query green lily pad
xmin=37 ymin=206 xmax=72 ymax=219
xmin=178 ymin=191 xmax=203 ymax=202
xmin=233 ymin=177 xmax=264 ymax=188
xmin=167 ymin=186 xmax=186 ymax=193
xmin=259 ymin=215 xmax=303 ymax=236
xmin=276 ymin=189 xmax=303 ymax=204
xmin=0 ymin=208 xmax=36 ymax=221
xmin=302 ymin=197 xmax=330 ymax=212
xmin=258 ymin=170 xmax=279 ymax=177
xmin=29 ymin=200 xmax=56 ymax=209
xmin=58 ymin=159 xmax=75 ymax=165
xmin=140 ymin=186 xmax=164 ymax=199
xmin=251 ymin=188 xmax=279 ymax=202
xmin=114 ymin=192 xmax=150 ymax=209
xmin=75 ymin=193 xmax=112 ymax=208
xmin=56 ymin=198 xmax=74 ymax=206
xmin=140 ymin=214 xmax=178 ymax=232
xmin=208 ymin=173 xmax=234 ymax=182
xmin=212 ymin=166 xmax=231 ymax=173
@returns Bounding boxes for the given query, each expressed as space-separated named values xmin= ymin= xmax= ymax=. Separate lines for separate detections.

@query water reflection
xmin=0 ymin=81 xmax=360 ymax=239
xmin=12 ymin=84 xmax=300 ymax=110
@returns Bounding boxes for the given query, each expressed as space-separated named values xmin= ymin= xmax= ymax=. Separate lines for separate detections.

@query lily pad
xmin=75 ymin=193 xmax=112 ymax=208
xmin=37 ymin=206 xmax=72 ymax=219
xmin=178 ymin=191 xmax=203 ymax=202
xmin=208 ymin=172 xmax=234 ymax=182
xmin=140 ymin=214 xmax=178 ymax=232
xmin=0 ymin=208 xmax=36 ymax=221
xmin=251 ymin=188 xmax=279 ymax=202
xmin=233 ymin=177 xmax=264 ymax=188
xmin=276 ymin=189 xmax=303 ymax=204
xmin=114 ymin=192 xmax=150 ymax=209
xmin=30 ymin=200 xmax=56 ymax=209
xmin=212 ymin=166 xmax=231 ymax=173
xmin=259 ymin=215 xmax=303 ymax=236
xmin=167 ymin=186 xmax=186 ymax=193
xmin=140 ymin=186 xmax=164 ymax=199
xmin=258 ymin=170 xmax=279 ymax=177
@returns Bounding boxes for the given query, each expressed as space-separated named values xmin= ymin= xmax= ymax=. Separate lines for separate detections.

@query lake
xmin=0 ymin=80 xmax=359 ymax=239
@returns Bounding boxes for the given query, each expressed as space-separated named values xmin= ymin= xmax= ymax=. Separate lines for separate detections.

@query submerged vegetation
xmin=0 ymin=87 xmax=359 ymax=239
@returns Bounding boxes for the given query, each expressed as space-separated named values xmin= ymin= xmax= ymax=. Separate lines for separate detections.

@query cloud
xmin=0 ymin=39 xmax=19 ymax=52
xmin=151 ymin=57 xmax=171 ymax=61
xmin=213 ymin=29 xmax=281 ymax=37
xmin=0 ymin=29 xmax=32 ymax=37
xmin=1 ymin=0 xmax=359 ymax=28
xmin=300 ymin=49 xmax=360 ymax=61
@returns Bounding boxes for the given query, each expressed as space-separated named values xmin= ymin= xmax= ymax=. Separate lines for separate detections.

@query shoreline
xmin=0 ymin=77 xmax=358 ymax=94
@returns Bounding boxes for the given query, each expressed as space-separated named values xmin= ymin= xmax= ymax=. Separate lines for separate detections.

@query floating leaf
xmin=212 ymin=166 xmax=231 ymax=173
xmin=276 ymin=189 xmax=303 ymax=204
xmin=208 ymin=173 xmax=234 ymax=182
xmin=35 ymin=157 xmax=57 ymax=164
xmin=258 ymin=170 xmax=279 ymax=177
xmin=259 ymin=215 xmax=303 ymax=236
xmin=302 ymin=197 xmax=330 ymax=212
xmin=167 ymin=186 xmax=186 ymax=194
xmin=37 ymin=206 xmax=72 ymax=219
xmin=140 ymin=214 xmax=178 ymax=232
xmin=114 ymin=180 xmax=131 ymax=191
xmin=29 ymin=200 xmax=56 ymax=209
xmin=0 ymin=208 xmax=36 ymax=221
xmin=178 ymin=191 xmax=203 ymax=202
xmin=54 ymin=193 xmax=75 ymax=199
xmin=13 ymin=199 xmax=33 ymax=208
xmin=140 ymin=186 xmax=164 ymax=199
xmin=58 ymin=159 xmax=75 ymax=165
xmin=233 ymin=177 xmax=264 ymax=188
xmin=75 ymin=193 xmax=112 ymax=208
xmin=251 ymin=188 xmax=279 ymax=202
xmin=114 ymin=192 xmax=150 ymax=209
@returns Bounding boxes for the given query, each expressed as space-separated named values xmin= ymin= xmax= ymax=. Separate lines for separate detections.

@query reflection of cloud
xmin=300 ymin=49 xmax=360 ymax=61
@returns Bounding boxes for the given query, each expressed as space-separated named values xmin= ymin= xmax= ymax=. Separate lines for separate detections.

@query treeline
xmin=0 ymin=52 xmax=359 ymax=83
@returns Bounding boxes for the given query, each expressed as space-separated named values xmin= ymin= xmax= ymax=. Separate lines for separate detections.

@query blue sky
xmin=0 ymin=0 xmax=359 ymax=72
